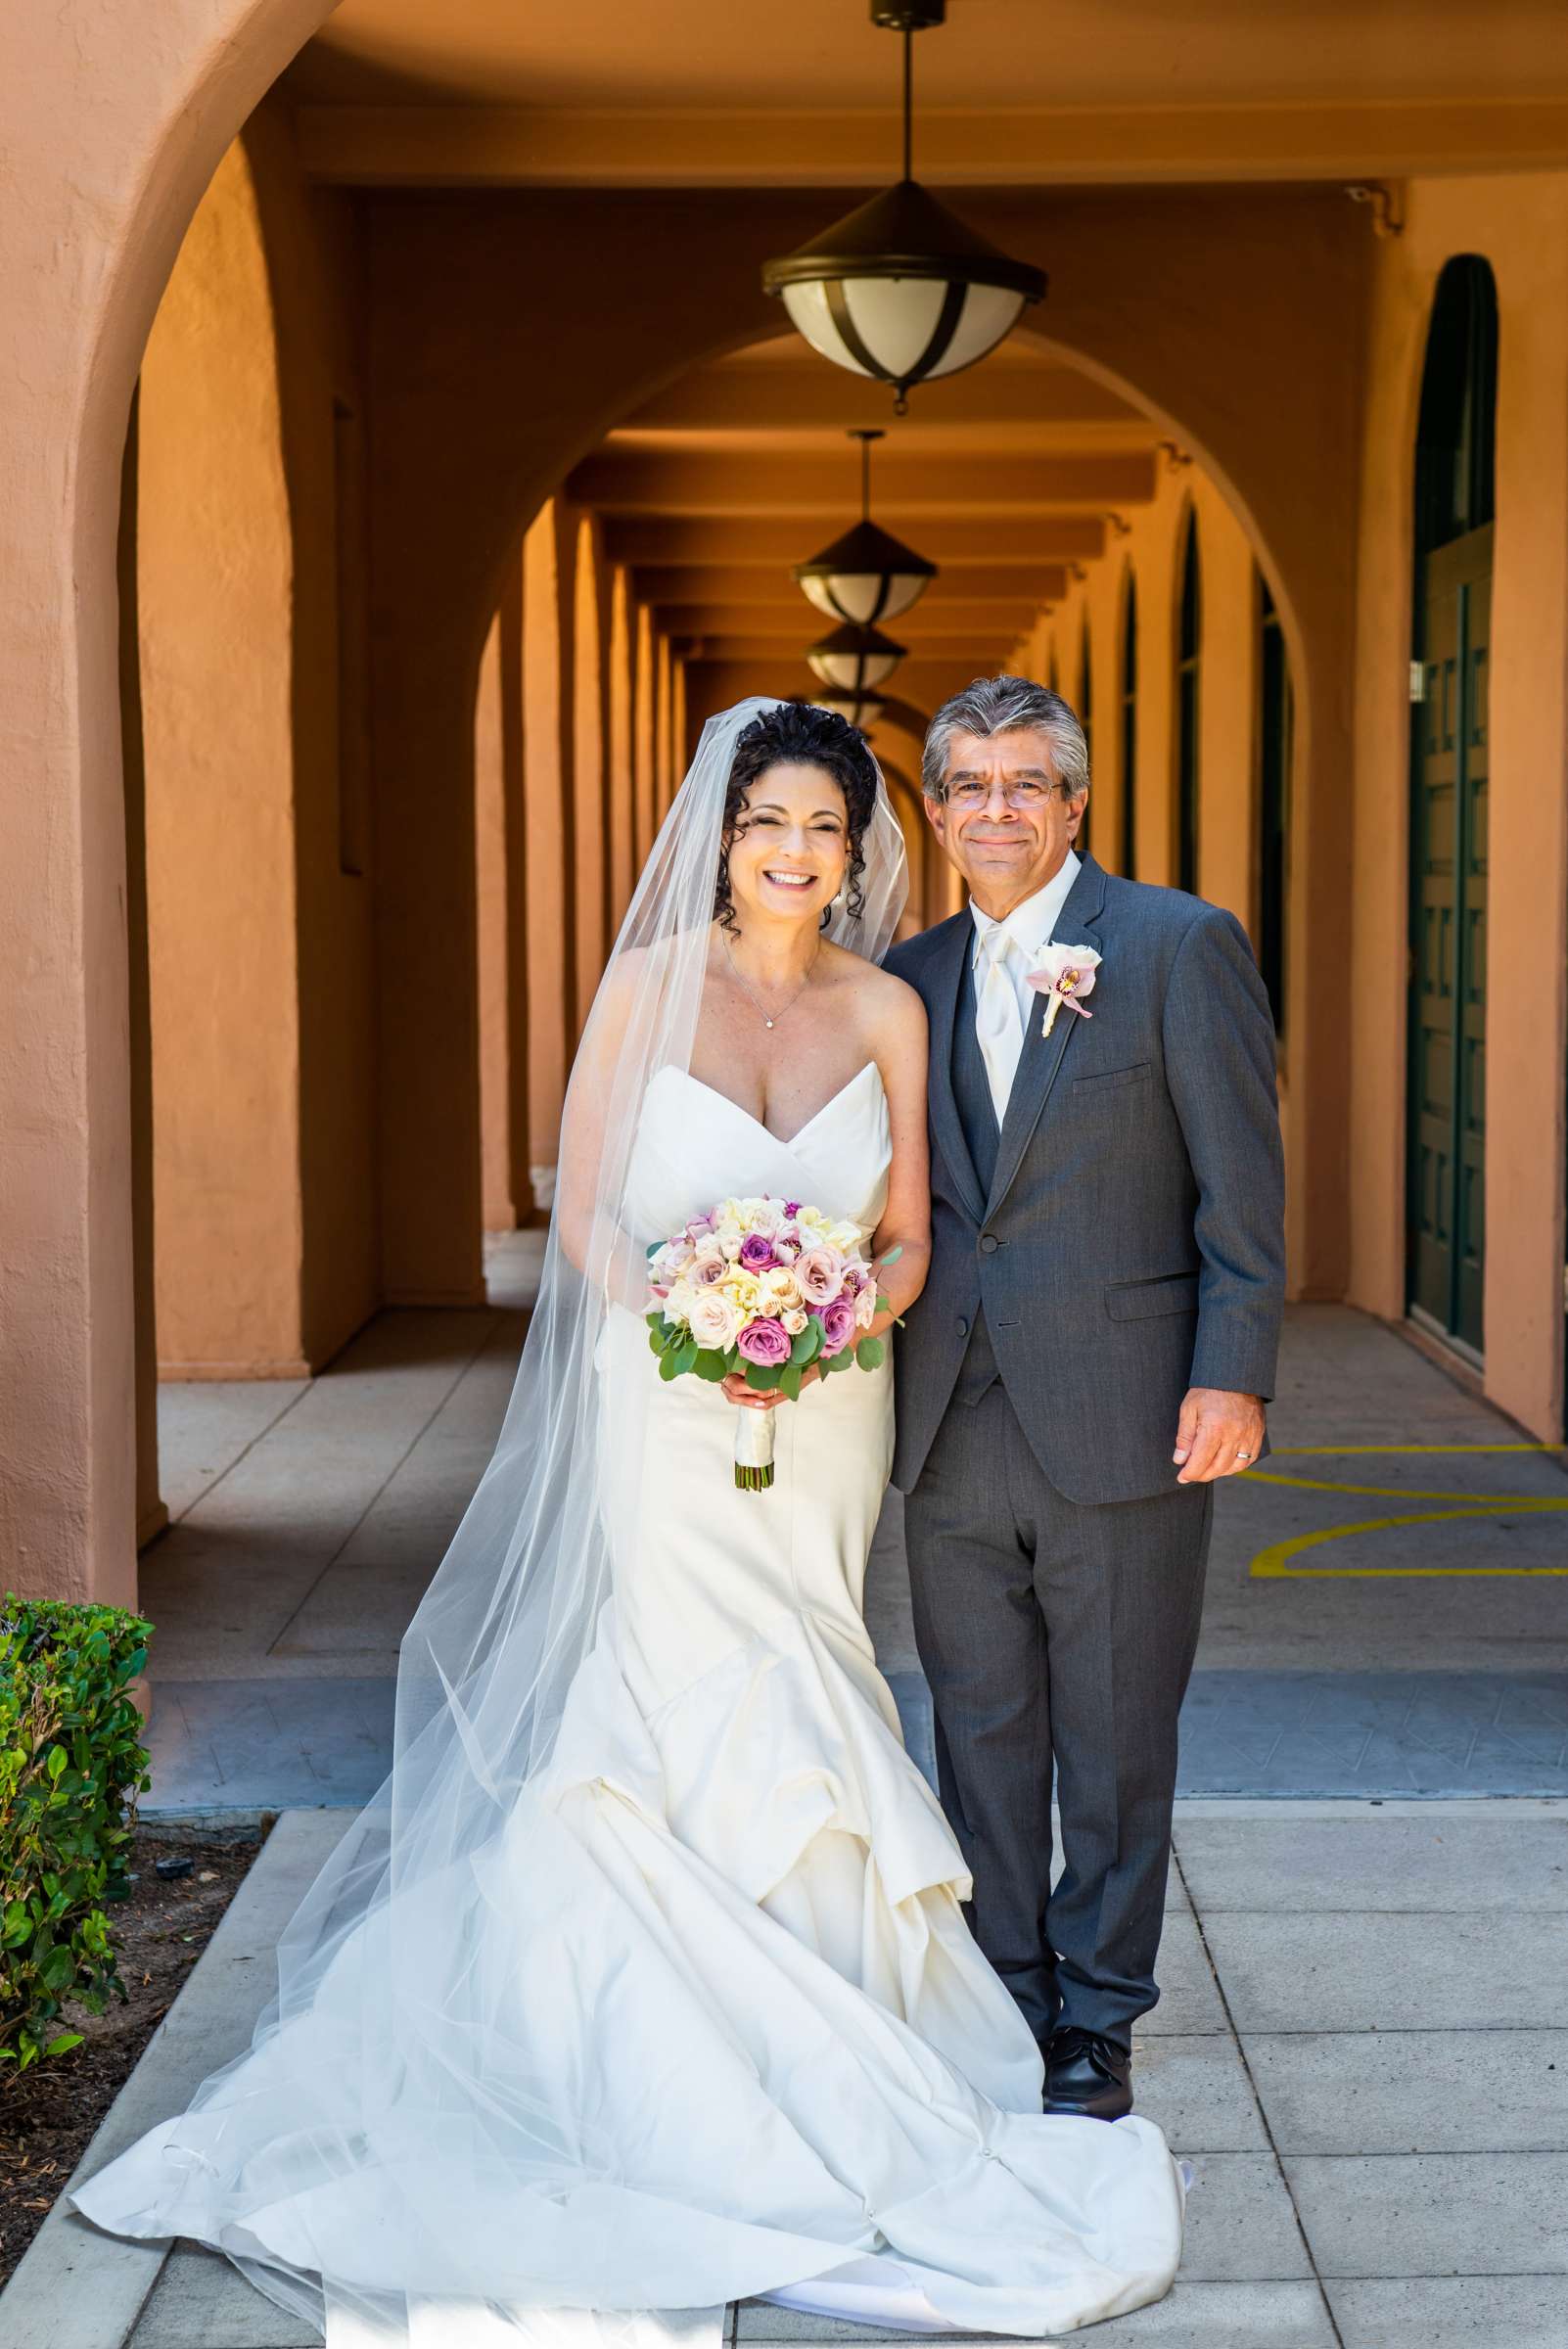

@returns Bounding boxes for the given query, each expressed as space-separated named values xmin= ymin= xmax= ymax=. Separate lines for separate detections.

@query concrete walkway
xmin=8 ymin=1801 xmax=1564 ymax=2349
xmin=137 ymin=1283 xmax=1567 ymax=1813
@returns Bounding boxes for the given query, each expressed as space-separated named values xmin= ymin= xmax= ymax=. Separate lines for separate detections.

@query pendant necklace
xmin=723 ymin=931 xmax=820 ymax=1030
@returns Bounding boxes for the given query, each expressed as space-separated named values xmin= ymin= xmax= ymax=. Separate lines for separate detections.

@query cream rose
xmin=687 ymin=1287 xmax=743 ymax=1352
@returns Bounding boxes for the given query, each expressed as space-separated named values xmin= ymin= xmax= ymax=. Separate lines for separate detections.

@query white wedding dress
xmin=71 ymin=1060 xmax=1182 ymax=2343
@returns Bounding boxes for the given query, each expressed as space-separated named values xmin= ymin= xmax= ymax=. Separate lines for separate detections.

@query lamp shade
xmin=806 ymin=622 xmax=905 ymax=695
xmin=794 ymin=517 xmax=936 ymax=625
xmin=810 ymin=689 xmax=887 ymax=730
xmin=763 ymin=179 xmax=1045 ymax=409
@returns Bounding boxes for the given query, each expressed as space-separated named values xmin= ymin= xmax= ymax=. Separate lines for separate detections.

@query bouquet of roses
xmin=645 ymin=1195 xmax=896 ymax=1491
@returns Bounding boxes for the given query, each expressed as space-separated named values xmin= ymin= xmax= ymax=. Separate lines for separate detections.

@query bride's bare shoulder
xmin=817 ymin=940 xmax=927 ymax=1037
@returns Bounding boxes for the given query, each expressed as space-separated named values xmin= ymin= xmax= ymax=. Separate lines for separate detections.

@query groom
xmin=886 ymin=675 xmax=1284 ymax=2121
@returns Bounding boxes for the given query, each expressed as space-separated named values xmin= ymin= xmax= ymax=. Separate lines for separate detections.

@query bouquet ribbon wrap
xmin=733 ymin=1406 xmax=776 ymax=1492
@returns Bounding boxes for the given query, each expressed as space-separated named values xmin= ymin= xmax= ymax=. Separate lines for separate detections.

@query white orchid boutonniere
xmin=1027 ymin=944 xmax=1102 ymax=1038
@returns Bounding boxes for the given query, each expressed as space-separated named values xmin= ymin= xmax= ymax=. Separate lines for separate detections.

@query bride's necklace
xmin=722 ymin=931 xmax=820 ymax=1031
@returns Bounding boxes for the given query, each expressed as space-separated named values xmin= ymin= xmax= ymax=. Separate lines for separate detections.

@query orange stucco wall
xmin=138 ymin=136 xmax=308 ymax=1377
xmin=137 ymin=108 xmax=379 ymax=1378
xmin=1351 ymin=174 xmax=1568 ymax=1441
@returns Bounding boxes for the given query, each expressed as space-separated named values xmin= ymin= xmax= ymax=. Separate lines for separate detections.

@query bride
xmin=71 ymin=699 xmax=1183 ymax=2342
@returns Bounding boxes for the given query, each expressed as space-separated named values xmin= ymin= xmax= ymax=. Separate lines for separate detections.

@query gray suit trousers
xmin=903 ymin=1380 xmax=1212 ymax=2049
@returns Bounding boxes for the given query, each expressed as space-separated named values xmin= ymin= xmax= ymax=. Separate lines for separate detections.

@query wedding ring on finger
xmin=1234 ymin=1450 xmax=1253 ymax=1463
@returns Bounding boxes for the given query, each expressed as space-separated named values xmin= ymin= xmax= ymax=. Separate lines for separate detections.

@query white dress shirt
xmin=969 ymin=852 xmax=1082 ymax=1121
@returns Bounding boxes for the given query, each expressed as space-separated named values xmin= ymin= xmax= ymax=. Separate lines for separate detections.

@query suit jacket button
xmin=980 ymin=1233 xmax=1000 ymax=1254
xmin=956 ymin=1316 xmax=969 ymax=1338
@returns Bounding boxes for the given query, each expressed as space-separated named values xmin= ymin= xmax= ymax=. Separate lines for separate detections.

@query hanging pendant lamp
xmin=761 ymin=1 xmax=1045 ymax=414
xmin=810 ymin=689 xmax=887 ymax=730
xmin=806 ymin=620 xmax=905 ymax=695
xmin=793 ymin=429 xmax=937 ymax=625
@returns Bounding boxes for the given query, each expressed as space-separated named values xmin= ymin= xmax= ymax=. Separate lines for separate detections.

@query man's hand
xmin=1174 ymin=1388 xmax=1266 ymax=1484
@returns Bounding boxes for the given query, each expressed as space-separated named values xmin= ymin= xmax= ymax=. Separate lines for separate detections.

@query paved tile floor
xmin=137 ymin=1271 xmax=1568 ymax=1812
xmin=10 ymin=1802 xmax=1563 ymax=2349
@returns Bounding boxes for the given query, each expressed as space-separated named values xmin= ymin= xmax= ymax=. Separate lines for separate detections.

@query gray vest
xmin=951 ymin=953 xmax=1002 ymax=1405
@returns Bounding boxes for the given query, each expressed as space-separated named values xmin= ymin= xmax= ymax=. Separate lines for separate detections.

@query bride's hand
xmin=721 ymin=1367 xmax=820 ymax=1411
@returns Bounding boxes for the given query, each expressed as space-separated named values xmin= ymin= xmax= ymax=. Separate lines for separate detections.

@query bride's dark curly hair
xmin=715 ymin=701 xmax=879 ymax=937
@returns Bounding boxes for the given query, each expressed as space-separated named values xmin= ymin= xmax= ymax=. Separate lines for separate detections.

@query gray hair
xmin=922 ymin=673 xmax=1090 ymax=802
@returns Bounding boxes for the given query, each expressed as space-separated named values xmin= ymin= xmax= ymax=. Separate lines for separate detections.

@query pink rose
xmin=736 ymin=1316 xmax=791 ymax=1368
xmin=797 ymin=1246 xmax=845 ymax=1307
xmin=738 ymin=1233 xmax=780 ymax=1272
xmin=853 ymin=1282 xmax=877 ymax=1331
xmin=817 ymin=1296 xmax=857 ymax=1357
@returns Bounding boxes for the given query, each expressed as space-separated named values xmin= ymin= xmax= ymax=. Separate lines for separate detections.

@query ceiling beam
xmin=674 ymin=633 xmax=1015 ymax=666
xmin=295 ymin=99 xmax=1568 ymax=190
xmin=571 ymin=449 xmax=1157 ymax=517
xmin=606 ymin=515 xmax=1110 ymax=567
xmin=652 ymin=600 xmax=1044 ymax=642
xmin=634 ymin=564 xmax=1070 ymax=608
xmin=622 ymin=368 xmax=1137 ymax=435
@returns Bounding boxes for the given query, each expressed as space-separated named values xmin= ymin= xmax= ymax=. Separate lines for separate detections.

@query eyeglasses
xmin=936 ymin=778 xmax=1063 ymax=812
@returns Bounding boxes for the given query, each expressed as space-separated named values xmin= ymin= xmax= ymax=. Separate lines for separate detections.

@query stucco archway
xmin=0 ymin=0 xmax=338 ymax=1602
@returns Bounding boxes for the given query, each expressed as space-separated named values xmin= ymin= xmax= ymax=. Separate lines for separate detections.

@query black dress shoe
xmin=1041 ymin=2027 xmax=1132 ymax=2120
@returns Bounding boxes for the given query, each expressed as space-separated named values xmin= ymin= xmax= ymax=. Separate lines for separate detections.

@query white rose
xmin=688 ymin=1287 xmax=743 ymax=1352
xmin=854 ymin=1283 xmax=877 ymax=1330
xmin=666 ymin=1279 xmax=700 ymax=1325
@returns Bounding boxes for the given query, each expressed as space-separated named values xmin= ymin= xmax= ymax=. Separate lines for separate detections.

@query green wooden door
xmin=1407 ymin=521 xmax=1491 ymax=1358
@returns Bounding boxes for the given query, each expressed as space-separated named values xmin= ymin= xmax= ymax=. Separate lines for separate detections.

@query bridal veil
xmin=86 ymin=699 xmax=907 ymax=2334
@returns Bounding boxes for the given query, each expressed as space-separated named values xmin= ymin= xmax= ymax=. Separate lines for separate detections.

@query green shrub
xmin=0 ymin=1593 xmax=152 ymax=2074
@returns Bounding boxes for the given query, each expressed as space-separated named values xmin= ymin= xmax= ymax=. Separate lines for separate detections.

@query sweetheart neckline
xmin=668 ymin=1061 xmax=883 ymax=1151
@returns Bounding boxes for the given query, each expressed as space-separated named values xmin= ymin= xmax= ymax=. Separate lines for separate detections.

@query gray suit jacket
xmin=885 ymin=853 xmax=1285 ymax=1505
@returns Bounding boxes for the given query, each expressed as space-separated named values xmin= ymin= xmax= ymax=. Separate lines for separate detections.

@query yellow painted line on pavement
xmin=1248 ymin=1445 xmax=1568 ymax=1577
xmin=1252 ymin=1505 xmax=1568 ymax=1578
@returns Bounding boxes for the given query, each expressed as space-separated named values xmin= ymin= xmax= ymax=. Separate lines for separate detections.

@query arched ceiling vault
xmin=574 ymin=331 xmax=1169 ymax=717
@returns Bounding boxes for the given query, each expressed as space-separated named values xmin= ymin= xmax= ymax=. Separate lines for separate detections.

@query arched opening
xmin=1176 ymin=509 xmax=1201 ymax=894
xmin=1406 ymin=254 xmax=1498 ymax=1365
xmin=1119 ymin=571 xmax=1138 ymax=881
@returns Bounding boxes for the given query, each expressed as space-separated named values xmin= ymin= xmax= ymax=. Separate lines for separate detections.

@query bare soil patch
xmin=0 ymin=1828 xmax=261 ymax=2284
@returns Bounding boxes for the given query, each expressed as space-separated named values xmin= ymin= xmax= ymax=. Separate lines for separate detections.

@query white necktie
xmin=975 ymin=926 xmax=1025 ymax=1126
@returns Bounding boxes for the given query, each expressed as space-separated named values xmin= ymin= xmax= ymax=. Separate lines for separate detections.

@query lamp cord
xmin=902 ymin=27 xmax=913 ymax=181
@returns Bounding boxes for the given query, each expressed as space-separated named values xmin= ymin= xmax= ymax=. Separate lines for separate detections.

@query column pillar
xmin=633 ymin=602 xmax=658 ymax=866
xmin=572 ymin=511 xmax=612 ymax=1029
xmin=522 ymin=499 xmax=577 ymax=1208
xmin=607 ymin=565 xmax=636 ymax=928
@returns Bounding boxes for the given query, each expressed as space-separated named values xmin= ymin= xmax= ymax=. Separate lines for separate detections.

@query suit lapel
xmin=923 ymin=913 xmax=988 ymax=1227
xmin=987 ymin=853 xmax=1108 ymax=1216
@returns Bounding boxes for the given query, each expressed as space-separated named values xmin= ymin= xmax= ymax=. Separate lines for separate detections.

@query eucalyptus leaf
xmin=778 ymin=1364 xmax=804 ymax=1404
xmin=855 ymin=1336 xmax=886 ymax=1371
